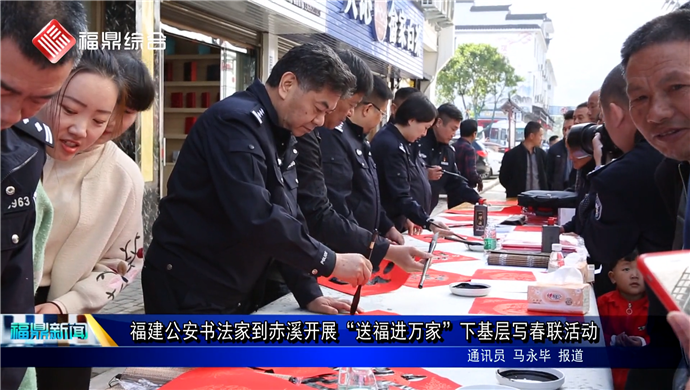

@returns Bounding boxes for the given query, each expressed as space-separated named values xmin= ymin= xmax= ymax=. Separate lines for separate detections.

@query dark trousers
xmin=34 ymin=287 xmax=91 ymax=390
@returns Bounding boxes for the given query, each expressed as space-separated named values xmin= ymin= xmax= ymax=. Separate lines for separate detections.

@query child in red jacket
xmin=597 ymin=250 xmax=649 ymax=390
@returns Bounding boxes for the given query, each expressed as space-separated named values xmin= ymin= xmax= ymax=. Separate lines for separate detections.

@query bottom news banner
xmin=0 ymin=314 xmax=676 ymax=369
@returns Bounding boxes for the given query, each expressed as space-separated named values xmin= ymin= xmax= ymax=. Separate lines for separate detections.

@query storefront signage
xmin=341 ymin=0 xmax=420 ymax=57
xmin=285 ymin=0 xmax=322 ymax=17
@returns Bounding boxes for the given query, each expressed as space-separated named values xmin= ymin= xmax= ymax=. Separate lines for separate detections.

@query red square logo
xmin=32 ymin=19 xmax=76 ymax=64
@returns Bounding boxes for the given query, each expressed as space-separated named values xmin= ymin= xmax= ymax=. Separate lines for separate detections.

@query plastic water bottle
xmin=547 ymin=243 xmax=564 ymax=272
xmin=483 ymin=223 xmax=497 ymax=250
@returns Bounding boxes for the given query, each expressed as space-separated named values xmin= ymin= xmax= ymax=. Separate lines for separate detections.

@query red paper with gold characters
xmin=471 ymin=268 xmax=537 ymax=281
xmin=404 ymin=268 xmax=471 ymax=288
xmin=318 ymin=260 xmax=409 ymax=296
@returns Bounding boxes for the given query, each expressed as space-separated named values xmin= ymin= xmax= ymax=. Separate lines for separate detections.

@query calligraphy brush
xmin=418 ymin=232 xmax=439 ymax=289
xmin=350 ymin=229 xmax=378 ymax=315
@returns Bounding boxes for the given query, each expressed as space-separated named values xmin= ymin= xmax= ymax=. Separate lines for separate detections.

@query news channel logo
xmin=32 ymin=19 xmax=166 ymax=64
xmin=2 ymin=314 xmax=104 ymax=347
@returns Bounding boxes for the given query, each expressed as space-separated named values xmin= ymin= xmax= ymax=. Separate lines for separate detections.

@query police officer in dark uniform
xmin=371 ymin=93 xmax=452 ymax=235
xmin=288 ymin=50 xmax=431 ymax=299
xmin=142 ymin=43 xmax=372 ymax=316
xmin=1 ymin=3 xmax=86 ymax=389
xmin=319 ymin=76 xmax=408 ymax=248
xmin=418 ymin=103 xmax=482 ymax=210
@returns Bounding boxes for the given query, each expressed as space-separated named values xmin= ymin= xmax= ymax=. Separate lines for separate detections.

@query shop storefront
xmin=281 ymin=0 xmax=424 ymax=89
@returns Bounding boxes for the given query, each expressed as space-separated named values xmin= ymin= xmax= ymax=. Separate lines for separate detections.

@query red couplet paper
xmin=318 ymin=260 xmax=409 ymax=296
xmin=514 ymin=225 xmax=543 ymax=232
xmin=468 ymin=297 xmax=559 ymax=316
xmin=472 ymin=268 xmax=537 ymax=281
xmin=253 ymin=367 xmax=337 ymax=378
xmin=405 ymin=268 xmax=471 ymax=288
xmin=431 ymin=250 xmax=477 ymax=263
xmin=446 ymin=205 xmax=524 ymax=216
xmin=160 ymin=367 xmax=303 ymax=390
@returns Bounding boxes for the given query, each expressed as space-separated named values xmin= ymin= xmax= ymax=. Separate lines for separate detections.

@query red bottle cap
xmin=547 ymin=217 xmax=556 ymax=225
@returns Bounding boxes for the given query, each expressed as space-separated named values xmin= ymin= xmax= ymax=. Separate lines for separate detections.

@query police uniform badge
xmin=594 ymin=193 xmax=602 ymax=220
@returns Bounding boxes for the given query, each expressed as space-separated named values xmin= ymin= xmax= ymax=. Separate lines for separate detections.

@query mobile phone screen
xmin=638 ymin=251 xmax=690 ymax=314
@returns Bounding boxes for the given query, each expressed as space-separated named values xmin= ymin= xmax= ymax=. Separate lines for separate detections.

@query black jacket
xmin=371 ymin=122 xmax=433 ymax=231
xmin=146 ymin=79 xmax=332 ymax=313
xmin=546 ymin=139 xmax=576 ymax=190
xmin=499 ymin=143 xmax=548 ymax=198
xmin=579 ymin=140 xmax=674 ymax=263
xmin=1 ymin=118 xmax=52 ymax=390
xmin=418 ymin=130 xmax=480 ymax=209
xmin=319 ymin=119 xmax=394 ymax=236
xmin=655 ymin=158 xmax=689 ymax=250
xmin=295 ymin=126 xmax=389 ymax=267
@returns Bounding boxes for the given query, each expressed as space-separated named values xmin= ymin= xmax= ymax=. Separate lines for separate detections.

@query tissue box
xmin=527 ymin=284 xmax=590 ymax=314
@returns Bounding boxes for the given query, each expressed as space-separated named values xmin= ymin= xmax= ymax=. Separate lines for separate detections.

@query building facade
xmin=453 ymin=1 xmax=556 ymax=129
xmin=415 ymin=0 xmax=456 ymax=104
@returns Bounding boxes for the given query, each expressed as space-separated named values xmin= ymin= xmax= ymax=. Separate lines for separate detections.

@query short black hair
xmin=364 ymin=76 xmax=393 ymax=106
xmin=621 ymin=10 xmax=690 ymax=69
xmin=337 ymin=49 xmax=373 ymax=96
xmin=113 ymin=51 xmax=155 ymax=112
xmin=524 ymin=121 xmax=542 ymax=138
xmin=576 ymin=102 xmax=588 ymax=109
xmin=680 ymin=1 xmax=690 ymax=10
xmin=460 ymin=119 xmax=478 ymax=137
xmin=266 ymin=43 xmax=355 ymax=97
xmin=600 ymin=64 xmax=628 ymax=108
xmin=563 ymin=110 xmax=574 ymax=120
xmin=549 ymin=135 xmax=559 ymax=142
xmin=393 ymin=87 xmax=420 ymax=106
xmin=1 ymin=1 xmax=87 ymax=68
xmin=393 ymin=93 xmax=437 ymax=126
xmin=615 ymin=249 xmax=640 ymax=268
xmin=437 ymin=103 xmax=463 ymax=123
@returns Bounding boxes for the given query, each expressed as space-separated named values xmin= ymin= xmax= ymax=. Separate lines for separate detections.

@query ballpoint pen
xmin=350 ymin=230 xmax=378 ymax=315
xmin=418 ymin=232 xmax=439 ymax=289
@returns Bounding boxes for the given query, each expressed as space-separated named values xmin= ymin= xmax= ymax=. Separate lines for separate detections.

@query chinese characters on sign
xmin=78 ymin=32 xmax=167 ymax=51
xmin=10 ymin=322 xmax=88 ymax=340
xmin=341 ymin=0 xmax=420 ymax=57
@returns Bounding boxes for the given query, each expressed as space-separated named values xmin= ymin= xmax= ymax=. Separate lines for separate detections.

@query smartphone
xmin=638 ymin=250 xmax=690 ymax=313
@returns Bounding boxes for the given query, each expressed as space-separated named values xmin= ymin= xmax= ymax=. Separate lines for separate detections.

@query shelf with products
xmin=162 ymin=35 xmax=222 ymax=197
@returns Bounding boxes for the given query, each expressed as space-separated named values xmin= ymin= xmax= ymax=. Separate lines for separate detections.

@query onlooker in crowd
xmin=453 ymin=119 xmax=483 ymax=192
xmin=621 ymin=7 xmax=690 ymax=389
xmin=0 ymin=2 xmax=87 ymax=390
xmin=573 ymin=102 xmax=589 ymax=124
xmin=597 ymin=250 xmax=648 ymax=390
xmin=143 ymin=43 xmax=372 ymax=316
xmin=546 ymin=109 xmax=576 ymax=190
xmin=371 ymin=94 xmax=452 ymax=235
xmin=499 ymin=121 xmax=547 ymax=198
xmin=588 ymin=89 xmax=601 ymax=123
xmin=419 ymin=104 xmax=482 ymax=210
xmin=35 ymin=48 xmax=142 ymax=390
xmin=286 ymin=50 xmax=429 ymax=307
xmin=387 ymin=87 xmax=419 ymax=123
xmin=548 ymin=135 xmax=559 ymax=147
xmin=581 ymin=50 xmax=681 ymax=387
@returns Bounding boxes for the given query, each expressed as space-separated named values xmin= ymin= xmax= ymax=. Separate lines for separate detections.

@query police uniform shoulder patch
xmin=12 ymin=117 xmax=54 ymax=147
xmin=250 ymin=105 xmax=266 ymax=125
xmin=594 ymin=193 xmax=602 ymax=220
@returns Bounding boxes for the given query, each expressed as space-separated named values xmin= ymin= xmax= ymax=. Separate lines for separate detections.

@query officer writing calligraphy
xmin=370 ymin=93 xmax=453 ymax=236
xmin=143 ymin=43 xmax=372 ymax=315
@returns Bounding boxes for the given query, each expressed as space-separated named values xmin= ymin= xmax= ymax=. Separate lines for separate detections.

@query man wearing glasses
xmin=319 ymin=76 xmax=401 ymax=240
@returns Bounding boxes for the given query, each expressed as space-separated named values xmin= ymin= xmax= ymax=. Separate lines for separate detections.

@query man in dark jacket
xmin=453 ymin=119 xmax=483 ymax=192
xmin=498 ymin=121 xmax=547 ymax=198
xmin=546 ymin=110 xmax=576 ymax=190
xmin=419 ymin=103 xmax=482 ymax=209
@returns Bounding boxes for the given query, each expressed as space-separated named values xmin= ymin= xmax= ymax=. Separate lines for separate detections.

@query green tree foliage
xmin=436 ymin=43 xmax=522 ymax=119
